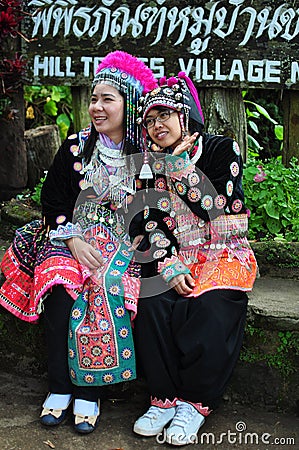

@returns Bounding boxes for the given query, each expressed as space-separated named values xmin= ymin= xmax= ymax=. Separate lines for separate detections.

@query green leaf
xmin=248 ymin=135 xmax=262 ymax=150
xmin=44 ymin=100 xmax=58 ymax=116
xmin=249 ymin=121 xmax=259 ymax=133
xmin=51 ymin=86 xmax=62 ymax=102
xmin=274 ymin=124 xmax=283 ymax=141
xmin=264 ymin=201 xmax=280 ymax=220
xmin=266 ymin=218 xmax=281 ymax=234
xmin=56 ymin=113 xmax=70 ymax=128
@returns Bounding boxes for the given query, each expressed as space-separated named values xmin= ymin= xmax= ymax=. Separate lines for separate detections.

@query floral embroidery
xmin=118 ymin=327 xmax=129 ymax=339
xmin=175 ymin=157 xmax=185 ymax=170
xmin=73 ymin=162 xmax=82 ymax=172
xmin=84 ymin=373 xmax=95 ymax=384
xmin=106 ymin=242 xmax=116 ymax=252
xmin=175 ymin=262 xmax=187 ymax=272
xmin=91 ymin=346 xmax=102 ymax=356
xmin=102 ymin=373 xmax=114 ymax=383
xmin=157 ymin=197 xmax=171 ymax=212
xmin=102 ymin=334 xmax=111 ymax=344
xmin=82 ymin=356 xmax=92 ymax=367
xmin=188 ymin=187 xmax=201 ymax=202
xmin=155 ymin=177 xmax=167 ymax=191
xmin=109 ymin=284 xmax=121 ymax=296
xmin=153 ymin=249 xmax=168 ymax=259
xmin=110 ymin=269 xmax=121 ymax=277
xmin=153 ymin=160 xmax=165 ymax=173
xmin=115 ymin=259 xmax=126 ymax=266
xmin=150 ymin=232 xmax=165 ymax=243
xmin=214 ymin=194 xmax=227 ymax=209
xmin=232 ymin=199 xmax=243 ymax=213
xmin=70 ymin=144 xmax=79 ymax=155
xmin=156 ymin=238 xmax=171 ymax=248
xmin=80 ymin=335 xmax=89 ymax=345
xmin=71 ymin=308 xmax=83 ymax=320
xmin=121 ymin=348 xmax=133 ymax=359
xmin=232 ymin=141 xmax=241 ymax=155
xmin=56 ymin=215 xmax=66 ymax=224
xmin=226 ymin=180 xmax=234 ymax=196
xmin=163 ymin=216 xmax=176 ymax=230
xmin=114 ymin=306 xmax=125 ymax=317
xmin=104 ymin=355 xmax=115 ymax=366
xmin=94 ymin=295 xmax=103 ymax=306
xmin=188 ymin=172 xmax=200 ymax=186
xmin=99 ymin=319 xmax=110 ymax=331
xmin=163 ymin=267 xmax=175 ymax=278
xmin=201 ymin=195 xmax=213 ymax=210
xmin=145 ymin=221 xmax=158 ymax=232
xmin=136 ymin=179 xmax=142 ymax=189
xmin=175 ymin=182 xmax=187 ymax=195
xmin=121 ymin=369 xmax=133 ymax=380
xmin=166 ymin=160 xmax=174 ymax=171
xmin=144 ymin=205 xmax=149 ymax=219
xmin=230 ymin=161 xmax=239 ymax=177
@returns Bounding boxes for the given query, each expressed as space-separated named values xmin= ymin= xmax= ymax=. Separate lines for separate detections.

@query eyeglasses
xmin=143 ymin=110 xmax=176 ymax=129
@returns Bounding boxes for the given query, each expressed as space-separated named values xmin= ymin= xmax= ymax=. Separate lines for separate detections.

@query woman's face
xmin=89 ymin=83 xmax=124 ymax=144
xmin=146 ymin=108 xmax=182 ymax=151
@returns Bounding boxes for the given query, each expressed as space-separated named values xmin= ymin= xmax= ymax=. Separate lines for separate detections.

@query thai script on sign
xmin=28 ymin=0 xmax=299 ymax=55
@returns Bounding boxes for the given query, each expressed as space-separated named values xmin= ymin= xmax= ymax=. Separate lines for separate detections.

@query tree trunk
xmin=282 ymin=90 xmax=299 ymax=167
xmin=199 ymin=88 xmax=248 ymax=160
xmin=25 ymin=125 xmax=61 ymax=190
xmin=71 ymin=86 xmax=90 ymax=132
xmin=0 ymin=88 xmax=27 ymax=200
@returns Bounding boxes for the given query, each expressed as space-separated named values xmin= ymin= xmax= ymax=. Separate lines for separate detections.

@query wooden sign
xmin=22 ymin=0 xmax=299 ymax=89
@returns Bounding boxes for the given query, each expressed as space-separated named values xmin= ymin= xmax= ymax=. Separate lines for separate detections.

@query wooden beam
xmin=282 ymin=91 xmax=299 ymax=167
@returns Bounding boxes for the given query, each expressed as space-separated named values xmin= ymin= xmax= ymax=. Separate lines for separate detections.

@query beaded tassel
xmin=140 ymin=147 xmax=153 ymax=179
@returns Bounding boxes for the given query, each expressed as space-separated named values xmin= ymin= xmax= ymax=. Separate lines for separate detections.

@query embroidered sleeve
xmin=165 ymin=151 xmax=195 ymax=181
xmin=157 ymin=254 xmax=190 ymax=283
xmin=49 ymin=222 xmax=84 ymax=246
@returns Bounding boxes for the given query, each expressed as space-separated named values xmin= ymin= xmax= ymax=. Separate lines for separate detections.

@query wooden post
xmin=0 ymin=88 xmax=27 ymax=200
xmin=199 ymin=88 xmax=248 ymax=160
xmin=282 ymin=91 xmax=299 ymax=167
xmin=71 ymin=86 xmax=91 ymax=132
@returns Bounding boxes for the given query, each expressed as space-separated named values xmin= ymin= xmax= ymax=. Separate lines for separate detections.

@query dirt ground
xmin=0 ymin=370 xmax=298 ymax=450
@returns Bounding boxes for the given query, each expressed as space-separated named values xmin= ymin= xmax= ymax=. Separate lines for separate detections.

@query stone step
xmin=248 ymin=277 xmax=299 ymax=331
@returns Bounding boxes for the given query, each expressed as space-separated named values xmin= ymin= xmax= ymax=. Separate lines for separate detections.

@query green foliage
xmin=242 ymin=90 xmax=283 ymax=160
xmin=241 ymin=326 xmax=299 ymax=377
xmin=30 ymin=175 xmax=47 ymax=206
xmin=24 ymin=85 xmax=73 ymax=140
xmin=243 ymin=158 xmax=299 ymax=242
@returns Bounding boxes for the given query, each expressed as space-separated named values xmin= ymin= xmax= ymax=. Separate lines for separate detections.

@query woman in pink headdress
xmin=0 ymin=51 xmax=156 ymax=434
xmin=132 ymin=73 xmax=257 ymax=446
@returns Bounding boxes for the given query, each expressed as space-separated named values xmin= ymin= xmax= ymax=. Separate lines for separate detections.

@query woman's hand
xmin=129 ymin=234 xmax=145 ymax=251
xmin=65 ymin=237 xmax=103 ymax=270
xmin=172 ymin=132 xmax=199 ymax=156
xmin=169 ymin=273 xmax=195 ymax=296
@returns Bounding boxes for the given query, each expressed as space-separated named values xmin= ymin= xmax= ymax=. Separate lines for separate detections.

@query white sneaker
xmin=133 ymin=405 xmax=176 ymax=436
xmin=166 ymin=400 xmax=205 ymax=446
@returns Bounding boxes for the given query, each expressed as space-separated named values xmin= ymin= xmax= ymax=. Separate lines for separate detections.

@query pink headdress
xmin=92 ymin=51 xmax=158 ymax=149
xmin=93 ymin=51 xmax=157 ymax=95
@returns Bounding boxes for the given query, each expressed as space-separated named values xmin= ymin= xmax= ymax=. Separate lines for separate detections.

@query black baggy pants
xmin=134 ymin=288 xmax=248 ymax=410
